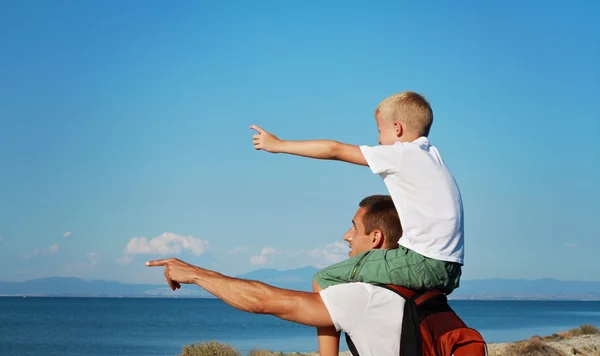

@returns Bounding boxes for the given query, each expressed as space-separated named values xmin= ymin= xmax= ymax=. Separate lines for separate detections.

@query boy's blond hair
xmin=375 ymin=91 xmax=433 ymax=137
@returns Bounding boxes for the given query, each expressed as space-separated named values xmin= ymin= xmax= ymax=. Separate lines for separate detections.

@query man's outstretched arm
xmin=146 ymin=258 xmax=334 ymax=328
xmin=250 ymin=125 xmax=368 ymax=166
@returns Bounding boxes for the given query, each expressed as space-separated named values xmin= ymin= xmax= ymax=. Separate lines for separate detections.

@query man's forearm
xmin=192 ymin=267 xmax=283 ymax=314
xmin=275 ymin=140 xmax=368 ymax=166
xmin=189 ymin=266 xmax=334 ymax=327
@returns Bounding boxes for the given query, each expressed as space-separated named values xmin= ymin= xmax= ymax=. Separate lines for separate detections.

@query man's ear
xmin=371 ymin=230 xmax=384 ymax=248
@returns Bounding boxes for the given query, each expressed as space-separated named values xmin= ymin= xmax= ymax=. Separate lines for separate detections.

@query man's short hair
xmin=359 ymin=195 xmax=402 ymax=247
xmin=375 ymin=91 xmax=433 ymax=137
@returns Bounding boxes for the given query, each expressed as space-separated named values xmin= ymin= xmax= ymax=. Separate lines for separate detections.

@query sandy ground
xmin=305 ymin=334 xmax=600 ymax=356
xmin=487 ymin=334 xmax=600 ymax=356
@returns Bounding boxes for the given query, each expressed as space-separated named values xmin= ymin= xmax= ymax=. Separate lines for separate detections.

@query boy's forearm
xmin=275 ymin=140 xmax=338 ymax=159
xmin=276 ymin=140 xmax=367 ymax=166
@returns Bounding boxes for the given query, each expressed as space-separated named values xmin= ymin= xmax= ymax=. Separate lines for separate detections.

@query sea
xmin=1 ymin=297 xmax=599 ymax=356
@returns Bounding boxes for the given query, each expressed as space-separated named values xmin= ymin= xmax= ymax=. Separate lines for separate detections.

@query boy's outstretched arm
xmin=250 ymin=125 xmax=368 ymax=166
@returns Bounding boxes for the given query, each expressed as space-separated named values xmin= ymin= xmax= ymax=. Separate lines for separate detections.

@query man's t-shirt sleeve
xmin=359 ymin=144 xmax=402 ymax=175
xmin=319 ymin=283 xmax=371 ymax=332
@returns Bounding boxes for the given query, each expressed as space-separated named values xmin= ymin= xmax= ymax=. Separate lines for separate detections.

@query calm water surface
xmin=1 ymin=297 xmax=599 ymax=356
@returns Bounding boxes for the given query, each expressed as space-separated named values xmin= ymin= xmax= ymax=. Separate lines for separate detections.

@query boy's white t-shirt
xmin=319 ymin=282 xmax=405 ymax=356
xmin=360 ymin=137 xmax=464 ymax=264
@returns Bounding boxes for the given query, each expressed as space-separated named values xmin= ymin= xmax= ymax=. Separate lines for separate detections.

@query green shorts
xmin=313 ymin=247 xmax=462 ymax=295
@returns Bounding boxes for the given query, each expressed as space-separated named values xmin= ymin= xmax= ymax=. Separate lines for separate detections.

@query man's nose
xmin=343 ymin=229 xmax=353 ymax=242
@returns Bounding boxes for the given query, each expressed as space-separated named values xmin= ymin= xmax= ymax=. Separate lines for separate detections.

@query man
xmin=147 ymin=195 xmax=405 ymax=356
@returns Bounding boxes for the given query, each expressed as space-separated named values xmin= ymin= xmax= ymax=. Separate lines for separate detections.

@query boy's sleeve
xmin=359 ymin=144 xmax=402 ymax=175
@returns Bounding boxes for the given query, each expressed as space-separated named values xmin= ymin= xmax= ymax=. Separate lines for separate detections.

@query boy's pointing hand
xmin=250 ymin=125 xmax=281 ymax=153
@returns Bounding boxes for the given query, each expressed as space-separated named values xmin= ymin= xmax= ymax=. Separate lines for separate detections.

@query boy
xmin=250 ymin=90 xmax=463 ymax=295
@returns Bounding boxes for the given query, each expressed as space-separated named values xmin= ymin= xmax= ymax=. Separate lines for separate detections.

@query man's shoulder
xmin=321 ymin=282 xmax=405 ymax=300
xmin=321 ymin=281 xmax=373 ymax=293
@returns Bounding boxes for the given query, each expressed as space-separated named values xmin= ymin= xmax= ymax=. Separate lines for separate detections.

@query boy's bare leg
xmin=313 ymin=280 xmax=340 ymax=356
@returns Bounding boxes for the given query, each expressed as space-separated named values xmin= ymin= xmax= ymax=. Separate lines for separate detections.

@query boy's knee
xmin=313 ymin=263 xmax=352 ymax=289
xmin=313 ymin=272 xmax=333 ymax=289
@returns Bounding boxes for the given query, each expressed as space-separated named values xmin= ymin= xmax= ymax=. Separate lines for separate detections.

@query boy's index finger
xmin=250 ymin=125 xmax=265 ymax=134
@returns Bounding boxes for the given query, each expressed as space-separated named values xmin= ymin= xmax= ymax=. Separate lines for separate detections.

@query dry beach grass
xmin=181 ymin=325 xmax=600 ymax=356
xmin=487 ymin=325 xmax=600 ymax=356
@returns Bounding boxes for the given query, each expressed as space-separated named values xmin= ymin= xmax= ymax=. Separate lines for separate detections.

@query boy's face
xmin=375 ymin=112 xmax=401 ymax=145
xmin=343 ymin=207 xmax=376 ymax=258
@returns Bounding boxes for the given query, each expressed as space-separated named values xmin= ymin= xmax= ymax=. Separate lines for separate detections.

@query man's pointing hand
xmin=146 ymin=258 xmax=199 ymax=291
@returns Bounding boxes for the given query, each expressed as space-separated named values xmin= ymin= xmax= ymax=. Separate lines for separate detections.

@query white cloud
xmin=307 ymin=241 xmax=348 ymax=268
xmin=24 ymin=249 xmax=40 ymax=260
xmin=24 ymin=244 xmax=60 ymax=259
xmin=63 ymin=232 xmax=72 ymax=238
xmin=65 ymin=262 xmax=92 ymax=277
xmin=124 ymin=232 xmax=208 ymax=256
xmin=248 ymin=242 xmax=349 ymax=269
xmin=116 ymin=255 xmax=133 ymax=265
xmin=250 ymin=247 xmax=276 ymax=265
xmin=228 ymin=246 xmax=247 ymax=254
xmin=118 ymin=232 xmax=209 ymax=265
xmin=86 ymin=252 xmax=100 ymax=266
xmin=564 ymin=242 xmax=580 ymax=248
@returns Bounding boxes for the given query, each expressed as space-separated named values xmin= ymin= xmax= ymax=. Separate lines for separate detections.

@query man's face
xmin=343 ymin=207 xmax=375 ymax=257
xmin=375 ymin=112 xmax=400 ymax=145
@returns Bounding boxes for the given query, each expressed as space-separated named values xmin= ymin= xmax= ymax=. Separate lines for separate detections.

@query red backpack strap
xmin=382 ymin=284 xmax=417 ymax=299
xmin=382 ymin=284 xmax=445 ymax=302
xmin=414 ymin=289 xmax=445 ymax=305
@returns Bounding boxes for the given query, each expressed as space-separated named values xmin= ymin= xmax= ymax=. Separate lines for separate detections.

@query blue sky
xmin=0 ymin=0 xmax=598 ymax=284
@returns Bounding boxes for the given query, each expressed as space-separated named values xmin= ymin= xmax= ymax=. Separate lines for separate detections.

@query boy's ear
xmin=371 ymin=230 xmax=384 ymax=248
xmin=393 ymin=121 xmax=403 ymax=137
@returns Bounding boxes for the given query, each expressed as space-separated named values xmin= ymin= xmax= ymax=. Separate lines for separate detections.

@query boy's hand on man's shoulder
xmin=250 ymin=125 xmax=281 ymax=153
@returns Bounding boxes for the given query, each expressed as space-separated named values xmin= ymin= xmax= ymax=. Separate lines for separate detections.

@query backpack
xmin=345 ymin=284 xmax=488 ymax=356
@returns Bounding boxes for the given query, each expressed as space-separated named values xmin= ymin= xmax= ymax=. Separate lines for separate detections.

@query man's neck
xmin=380 ymin=244 xmax=400 ymax=250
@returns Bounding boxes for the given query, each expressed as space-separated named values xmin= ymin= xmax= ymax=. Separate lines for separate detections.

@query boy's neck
xmin=397 ymin=133 xmax=423 ymax=143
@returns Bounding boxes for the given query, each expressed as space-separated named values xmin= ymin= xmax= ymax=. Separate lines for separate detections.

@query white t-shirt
xmin=319 ymin=282 xmax=405 ymax=356
xmin=360 ymin=137 xmax=464 ymax=264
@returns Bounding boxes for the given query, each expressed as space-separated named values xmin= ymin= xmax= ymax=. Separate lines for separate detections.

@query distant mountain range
xmin=0 ymin=266 xmax=317 ymax=298
xmin=2 ymin=266 xmax=600 ymax=300
xmin=448 ymin=278 xmax=600 ymax=300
